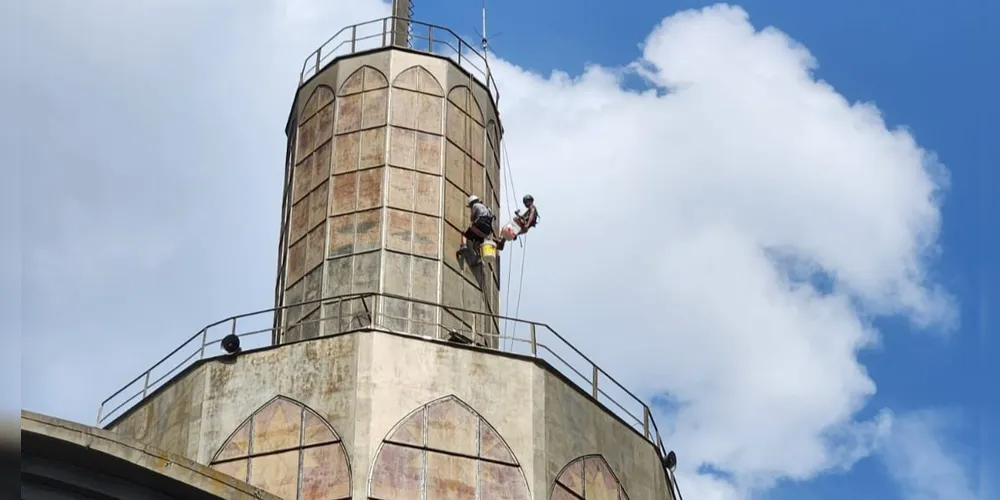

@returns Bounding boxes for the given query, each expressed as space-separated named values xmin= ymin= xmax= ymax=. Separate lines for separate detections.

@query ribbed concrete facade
xmin=107 ymin=332 xmax=674 ymax=499
xmin=273 ymin=50 xmax=503 ymax=348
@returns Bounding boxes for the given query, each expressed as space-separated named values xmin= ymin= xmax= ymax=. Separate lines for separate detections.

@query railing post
xmin=382 ymin=18 xmax=388 ymax=47
xmin=591 ymin=365 xmax=599 ymax=399
xmin=96 ymin=405 xmax=104 ymax=426
xmin=231 ymin=317 xmax=237 ymax=338
xmin=351 ymin=25 xmax=357 ymax=52
xmin=314 ymin=51 xmax=320 ymax=75
xmin=337 ymin=297 xmax=344 ymax=332
xmin=428 ymin=26 xmax=434 ymax=53
xmin=529 ymin=324 xmax=537 ymax=356
xmin=471 ymin=313 xmax=478 ymax=343
xmin=141 ymin=371 xmax=151 ymax=398
xmin=198 ymin=328 xmax=208 ymax=359
xmin=643 ymin=406 xmax=651 ymax=439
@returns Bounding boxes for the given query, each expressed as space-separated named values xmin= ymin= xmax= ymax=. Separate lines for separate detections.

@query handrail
xmin=96 ymin=292 xmax=666 ymax=462
xmin=298 ymin=16 xmax=500 ymax=106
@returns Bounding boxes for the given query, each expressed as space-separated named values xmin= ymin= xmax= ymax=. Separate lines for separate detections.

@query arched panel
xmin=389 ymin=66 xmax=444 ymax=136
xmin=287 ymin=80 xmax=336 ymax=314
xmin=447 ymin=86 xmax=484 ymax=125
xmin=444 ymin=86 xmax=486 ymax=212
xmin=210 ymin=396 xmax=351 ymax=500
xmin=337 ymin=66 xmax=389 ymax=135
xmin=301 ymin=85 xmax=335 ymax=122
xmin=368 ymin=395 xmax=530 ymax=499
xmin=392 ymin=65 xmax=444 ymax=96
xmin=485 ymin=119 xmax=502 ymax=212
xmin=551 ymin=455 xmax=631 ymax=500
xmin=339 ymin=66 xmax=389 ymax=96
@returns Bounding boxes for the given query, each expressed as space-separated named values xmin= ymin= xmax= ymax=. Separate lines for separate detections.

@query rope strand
xmin=500 ymin=138 xmax=527 ymax=345
xmin=499 ymin=137 xmax=516 ymax=348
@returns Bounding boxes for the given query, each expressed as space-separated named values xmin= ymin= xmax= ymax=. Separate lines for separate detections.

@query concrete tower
xmin=272 ymin=0 xmax=502 ymax=349
xmin=79 ymin=6 xmax=681 ymax=500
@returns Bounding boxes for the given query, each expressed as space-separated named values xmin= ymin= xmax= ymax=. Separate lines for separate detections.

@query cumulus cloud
xmin=490 ymin=3 xmax=957 ymax=495
xmin=11 ymin=1 xmax=971 ymax=499
xmin=878 ymin=410 xmax=979 ymax=500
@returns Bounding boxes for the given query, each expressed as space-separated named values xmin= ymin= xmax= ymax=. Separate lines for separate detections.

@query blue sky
xmin=7 ymin=0 xmax=997 ymax=499
xmin=448 ymin=1 xmax=998 ymax=498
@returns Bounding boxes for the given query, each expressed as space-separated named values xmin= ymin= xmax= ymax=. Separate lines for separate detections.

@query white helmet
xmin=467 ymin=195 xmax=480 ymax=206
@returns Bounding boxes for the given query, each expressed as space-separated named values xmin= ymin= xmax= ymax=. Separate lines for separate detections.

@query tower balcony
xmin=297 ymin=16 xmax=500 ymax=107
xmin=96 ymin=292 xmax=679 ymax=499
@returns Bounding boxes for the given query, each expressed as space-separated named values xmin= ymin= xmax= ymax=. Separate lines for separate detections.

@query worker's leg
xmin=458 ymin=227 xmax=482 ymax=262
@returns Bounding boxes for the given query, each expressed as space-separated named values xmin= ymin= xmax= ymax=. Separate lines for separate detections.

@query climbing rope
xmin=499 ymin=138 xmax=528 ymax=351
xmin=500 ymin=142 xmax=516 ymax=347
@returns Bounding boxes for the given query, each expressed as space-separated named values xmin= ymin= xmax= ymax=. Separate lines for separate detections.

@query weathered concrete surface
xmin=22 ymin=410 xmax=280 ymax=499
xmin=109 ymin=362 xmax=207 ymax=459
xmin=107 ymin=331 xmax=674 ymax=499
xmin=274 ymin=48 xmax=504 ymax=348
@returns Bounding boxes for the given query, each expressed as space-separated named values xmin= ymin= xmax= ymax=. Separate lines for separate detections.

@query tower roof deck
xmin=96 ymin=292 xmax=669 ymax=462
xmin=298 ymin=15 xmax=500 ymax=106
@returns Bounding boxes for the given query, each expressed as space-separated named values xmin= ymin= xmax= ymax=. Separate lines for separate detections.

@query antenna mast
xmin=481 ymin=0 xmax=491 ymax=78
xmin=481 ymin=0 xmax=488 ymax=52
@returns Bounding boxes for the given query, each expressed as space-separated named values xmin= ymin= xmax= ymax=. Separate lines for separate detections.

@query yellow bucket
xmin=480 ymin=240 xmax=497 ymax=259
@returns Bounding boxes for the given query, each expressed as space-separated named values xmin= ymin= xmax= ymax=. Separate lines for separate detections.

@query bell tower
xmin=93 ymin=4 xmax=683 ymax=500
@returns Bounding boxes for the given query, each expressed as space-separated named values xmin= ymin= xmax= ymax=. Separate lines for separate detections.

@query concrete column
xmin=391 ymin=0 xmax=411 ymax=48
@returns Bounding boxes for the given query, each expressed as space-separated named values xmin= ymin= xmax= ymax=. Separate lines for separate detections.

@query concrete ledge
xmin=22 ymin=410 xmax=280 ymax=500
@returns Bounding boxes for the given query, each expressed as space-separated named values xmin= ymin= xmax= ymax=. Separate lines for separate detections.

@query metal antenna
xmin=481 ymin=0 xmax=488 ymax=53
xmin=481 ymin=0 xmax=491 ymax=79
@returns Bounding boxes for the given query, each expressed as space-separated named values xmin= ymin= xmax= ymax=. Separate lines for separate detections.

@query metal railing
xmin=96 ymin=292 xmax=668 ymax=461
xmin=298 ymin=16 xmax=500 ymax=105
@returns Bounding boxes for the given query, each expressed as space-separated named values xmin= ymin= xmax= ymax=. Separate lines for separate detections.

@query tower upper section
xmin=273 ymin=16 xmax=504 ymax=348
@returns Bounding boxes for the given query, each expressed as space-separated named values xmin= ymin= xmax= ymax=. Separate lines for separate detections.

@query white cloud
xmin=11 ymin=1 xmax=972 ymax=499
xmin=490 ymin=3 xmax=959 ymax=496
xmin=879 ymin=410 xmax=979 ymax=500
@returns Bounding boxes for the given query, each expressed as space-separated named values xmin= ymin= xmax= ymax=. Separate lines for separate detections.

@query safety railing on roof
xmin=298 ymin=16 xmax=500 ymax=105
xmin=95 ymin=292 xmax=667 ymax=460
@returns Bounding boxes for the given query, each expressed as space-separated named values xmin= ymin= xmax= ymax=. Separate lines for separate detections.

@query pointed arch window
xmin=210 ymin=396 xmax=351 ymax=500
xmin=551 ymin=454 xmax=631 ymax=500
xmin=368 ymin=395 xmax=530 ymax=499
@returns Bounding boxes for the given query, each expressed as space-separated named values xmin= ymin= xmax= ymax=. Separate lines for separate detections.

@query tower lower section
xmin=106 ymin=331 xmax=675 ymax=500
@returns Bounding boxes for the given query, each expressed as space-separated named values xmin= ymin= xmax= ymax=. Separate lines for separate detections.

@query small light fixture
xmin=221 ymin=334 xmax=241 ymax=354
xmin=663 ymin=450 xmax=677 ymax=472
